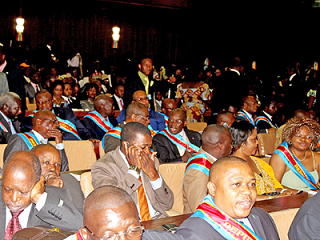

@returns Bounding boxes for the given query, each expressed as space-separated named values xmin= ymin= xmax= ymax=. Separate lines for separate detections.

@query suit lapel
xmin=0 ymin=114 xmax=12 ymax=133
xmin=248 ymin=212 xmax=267 ymax=239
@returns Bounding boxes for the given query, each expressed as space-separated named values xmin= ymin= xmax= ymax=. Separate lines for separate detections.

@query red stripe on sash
xmin=88 ymin=112 xmax=112 ymax=132
xmin=163 ymin=129 xmax=195 ymax=152
xmin=186 ymin=157 xmax=212 ymax=171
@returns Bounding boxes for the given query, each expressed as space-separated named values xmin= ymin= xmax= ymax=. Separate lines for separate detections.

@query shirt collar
xmin=230 ymin=68 xmax=240 ymax=76
xmin=263 ymin=110 xmax=272 ymax=120
xmin=242 ymin=109 xmax=252 ymax=118
xmin=31 ymin=129 xmax=47 ymax=143
xmin=119 ymin=148 xmax=130 ymax=168
xmin=0 ymin=110 xmax=10 ymax=122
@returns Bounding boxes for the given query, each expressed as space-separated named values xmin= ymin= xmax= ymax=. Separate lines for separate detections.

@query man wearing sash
xmin=92 ymin=122 xmax=173 ymax=220
xmin=254 ymin=98 xmax=279 ymax=134
xmin=236 ymin=95 xmax=258 ymax=127
xmin=176 ymin=156 xmax=280 ymax=240
xmin=82 ymin=95 xmax=117 ymax=140
xmin=3 ymin=110 xmax=69 ymax=171
xmin=153 ymin=108 xmax=201 ymax=163
xmin=183 ymin=125 xmax=232 ymax=213
xmin=117 ymin=90 xmax=166 ymax=131
xmin=0 ymin=92 xmax=22 ymax=144
xmin=102 ymin=102 xmax=152 ymax=154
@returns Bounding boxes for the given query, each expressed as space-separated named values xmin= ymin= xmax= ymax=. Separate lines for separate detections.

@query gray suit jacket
xmin=175 ymin=207 xmax=280 ymax=240
xmin=91 ymin=146 xmax=174 ymax=219
xmin=102 ymin=122 xmax=124 ymax=153
xmin=0 ymin=72 xmax=9 ymax=97
xmin=24 ymin=83 xmax=41 ymax=104
xmin=3 ymin=133 xmax=69 ymax=171
xmin=0 ymin=182 xmax=83 ymax=239
xmin=0 ymin=113 xmax=20 ymax=144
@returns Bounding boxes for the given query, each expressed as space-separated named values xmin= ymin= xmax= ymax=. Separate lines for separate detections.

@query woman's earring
xmin=288 ymin=141 xmax=292 ymax=145
xmin=240 ymin=146 xmax=245 ymax=152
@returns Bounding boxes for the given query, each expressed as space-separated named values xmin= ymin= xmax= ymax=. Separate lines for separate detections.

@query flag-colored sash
xmin=148 ymin=125 xmax=158 ymax=137
xmin=237 ymin=111 xmax=256 ymax=127
xmin=83 ymin=110 xmax=113 ymax=133
xmin=184 ymin=153 xmax=213 ymax=177
xmin=158 ymin=112 xmax=168 ymax=126
xmin=102 ymin=127 xmax=122 ymax=151
xmin=192 ymin=195 xmax=263 ymax=240
xmin=254 ymin=116 xmax=278 ymax=129
xmin=16 ymin=132 xmax=40 ymax=150
xmin=0 ymin=121 xmax=8 ymax=132
xmin=274 ymin=141 xmax=319 ymax=189
xmin=159 ymin=128 xmax=200 ymax=153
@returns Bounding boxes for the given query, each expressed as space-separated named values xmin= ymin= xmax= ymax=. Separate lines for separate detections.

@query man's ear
xmin=207 ymin=181 xmax=216 ymax=197
xmin=36 ymin=118 xmax=42 ymax=126
xmin=2 ymin=104 xmax=9 ymax=113
xmin=138 ymin=64 xmax=141 ymax=71
xmin=183 ymin=120 xmax=188 ymax=128
xmin=79 ymin=228 xmax=89 ymax=239
xmin=131 ymin=114 xmax=137 ymax=121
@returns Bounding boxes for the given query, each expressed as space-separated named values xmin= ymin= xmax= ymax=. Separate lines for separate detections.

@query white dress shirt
xmin=113 ymin=94 xmax=124 ymax=111
xmin=177 ymin=129 xmax=190 ymax=156
xmin=0 ymin=111 xmax=16 ymax=134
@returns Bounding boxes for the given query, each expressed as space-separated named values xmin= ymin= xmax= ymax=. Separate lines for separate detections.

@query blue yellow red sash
xmin=148 ymin=125 xmax=158 ymax=137
xmin=254 ymin=116 xmax=278 ymax=129
xmin=192 ymin=195 xmax=263 ymax=240
xmin=184 ymin=153 xmax=213 ymax=177
xmin=83 ymin=110 xmax=113 ymax=133
xmin=17 ymin=132 xmax=40 ymax=150
xmin=29 ymin=110 xmax=81 ymax=140
xmin=159 ymin=128 xmax=200 ymax=153
xmin=274 ymin=141 xmax=319 ymax=189
xmin=237 ymin=110 xmax=256 ymax=127
xmin=158 ymin=112 xmax=168 ymax=126
xmin=0 ymin=121 xmax=8 ymax=132
xmin=102 ymin=126 xmax=122 ymax=151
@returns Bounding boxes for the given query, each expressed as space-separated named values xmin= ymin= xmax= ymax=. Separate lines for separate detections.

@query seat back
xmin=159 ymin=162 xmax=187 ymax=214
xmin=26 ymin=97 xmax=37 ymax=111
xmin=50 ymin=140 xmax=97 ymax=171
xmin=99 ymin=140 xmax=105 ymax=159
xmin=0 ymin=144 xmax=7 ymax=169
xmin=186 ymin=122 xmax=207 ymax=132
xmin=257 ymin=133 xmax=276 ymax=156
xmin=80 ymin=171 xmax=94 ymax=197
xmin=270 ymin=208 xmax=299 ymax=240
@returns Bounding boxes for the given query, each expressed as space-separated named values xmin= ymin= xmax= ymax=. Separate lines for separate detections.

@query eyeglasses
xmin=136 ymin=114 xmax=149 ymax=121
xmin=85 ymin=226 xmax=144 ymax=240
xmin=168 ymin=119 xmax=183 ymax=125
xmin=36 ymin=100 xmax=52 ymax=105
xmin=39 ymin=118 xmax=60 ymax=125
xmin=135 ymin=97 xmax=148 ymax=102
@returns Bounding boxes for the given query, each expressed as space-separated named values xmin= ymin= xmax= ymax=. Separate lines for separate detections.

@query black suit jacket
xmin=81 ymin=115 xmax=117 ymax=140
xmin=124 ymin=72 xmax=150 ymax=107
xmin=176 ymin=207 xmax=280 ymax=240
xmin=111 ymin=96 xmax=122 ymax=111
xmin=255 ymin=111 xmax=279 ymax=134
xmin=0 ymin=182 xmax=83 ymax=239
xmin=0 ymin=113 xmax=20 ymax=144
xmin=152 ymin=128 xmax=201 ymax=163
xmin=3 ymin=133 xmax=69 ymax=171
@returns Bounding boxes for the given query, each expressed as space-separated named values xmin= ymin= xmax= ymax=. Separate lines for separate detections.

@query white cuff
xmin=35 ymin=192 xmax=48 ymax=211
xmin=55 ymin=143 xmax=64 ymax=150
xmin=150 ymin=175 xmax=162 ymax=190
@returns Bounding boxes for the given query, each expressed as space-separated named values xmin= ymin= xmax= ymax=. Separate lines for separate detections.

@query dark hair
xmin=229 ymin=120 xmax=255 ymax=150
xmin=120 ymin=122 xmax=151 ymax=145
xmin=50 ymin=81 xmax=64 ymax=95
xmin=169 ymin=108 xmax=187 ymax=121
xmin=125 ymin=102 xmax=147 ymax=120
xmin=84 ymin=82 xmax=99 ymax=93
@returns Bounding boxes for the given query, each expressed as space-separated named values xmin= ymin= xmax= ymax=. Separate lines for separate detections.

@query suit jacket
xmin=0 ymin=182 xmax=83 ymax=239
xmin=0 ymin=113 xmax=21 ymax=144
xmin=124 ymin=72 xmax=149 ymax=107
xmin=117 ymin=109 xmax=166 ymax=132
xmin=0 ymin=72 xmax=9 ymax=97
xmin=255 ymin=111 xmax=279 ymax=134
xmin=81 ymin=115 xmax=117 ymax=140
xmin=182 ymin=148 xmax=216 ymax=214
xmin=102 ymin=122 xmax=124 ymax=153
xmin=24 ymin=83 xmax=42 ymax=104
xmin=91 ymin=146 xmax=174 ymax=219
xmin=176 ymin=207 xmax=280 ymax=240
xmin=152 ymin=128 xmax=201 ymax=163
xmin=288 ymin=191 xmax=320 ymax=240
xmin=3 ymin=133 xmax=69 ymax=172
xmin=112 ymin=96 xmax=123 ymax=111
xmin=142 ymin=230 xmax=185 ymax=240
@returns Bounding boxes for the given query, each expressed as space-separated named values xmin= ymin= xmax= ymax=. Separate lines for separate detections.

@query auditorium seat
xmin=0 ymin=144 xmax=7 ymax=169
xmin=99 ymin=141 xmax=105 ymax=159
xmin=26 ymin=97 xmax=37 ymax=111
xmin=257 ymin=133 xmax=276 ymax=164
xmin=270 ymin=208 xmax=299 ymax=240
xmin=50 ymin=140 xmax=97 ymax=171
xmin=80 ymin=171 xmax=94 ymax=198
xmin=186 ymin=122 xmax=207 ymax=132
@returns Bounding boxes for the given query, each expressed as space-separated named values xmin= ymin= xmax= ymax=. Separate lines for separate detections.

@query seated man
xmin=92 ymin=122 xmax=173 ymax=220
xmin=117 ymin=90 xmax=166 ymax=131
xmin=153 ymin=108 xmax=201 ymax=163
xmin=22 ymin=89 xmax=93 ymax=141
xmin=0 ymin=92 xmax=22 ymax=144
xmin=236 ymin=95 xmax=258 ymax=127
xmin=288 ymin=191 xmax=320 ymax=239
xmin=254 ymin=98 xmax=279 ymax=134
xmin=30 ymin=144 xmax=84 ymax=214
xmin=0 ymin=151 xmax=83 ymax=239
xmin=216 ymin=111 xmax=236 ymax=128
xmin=183 ymin=124 xmax=232 ymax=213
xmin=158 ymin=98 xmax=177 ymax=126
xmin=4 ymin=110 xmax=69 ymax=171
xmin=176 ymin=156 xmax=280 ymax=240
xmin=102 ymin=101 xmax=152 ymax=153
xmin=81 ymin=94 xmax=118 ymax=140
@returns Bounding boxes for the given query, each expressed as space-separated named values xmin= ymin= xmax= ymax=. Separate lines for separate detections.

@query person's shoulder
xmin=142 ymin=230 xmax=184 ymax=240
xmin=250 ymin=207 xmax=272 ymax=219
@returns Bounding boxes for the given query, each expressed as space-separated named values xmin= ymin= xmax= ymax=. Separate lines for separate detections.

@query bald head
xmin=94 ymin=94 xmax=114 ymax=118
xmin=32 ymin=110 xmax=59 ymax=139
xmin=132 ymin=90 xmax=149 ymax=108
xmin=125 ymin=102 xmax=149 ymax=127
xmin=162 ymin=98 xmax=177 ymax=116
xmin=216 ymin=111 xmax=236 ymax=128
xmin=294 ymin=109 xmax=310 ymax=119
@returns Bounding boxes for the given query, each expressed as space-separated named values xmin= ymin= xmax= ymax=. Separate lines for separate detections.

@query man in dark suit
xmin=24 ymin=71 xmax=42 ymax=104
xmin=92 ymin=122 xmax=173 ymax=220
xmin=31 ymin=144 xmax=84 ymax=214
xmin=153 ymin=109 xmax=201 ymax=163
xmin=175 ymin=156 xmax=280 ymax=240
xmin=112 ymin=84 xmax=125 ymax=111
xmin=255 ymin=98 xmax=279 ymax=134
xmin=0 ymin=92 xmax=22 ymax=144
xmin=81 ymin=95 xmax=118 ymax=140
xmin=4 ymin=110 xmax=69 ymax=171
xmin=236 ymin=95 xmax=258 ymax=127
xmin=288 ymin=191 xmax=320 ymax=239
xmin=0 ymin=151 xmax=83 ymax=239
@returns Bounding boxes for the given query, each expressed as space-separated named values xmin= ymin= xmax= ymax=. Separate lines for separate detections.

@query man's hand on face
xmin=46 ymin=173 xmax=64 ymax=188
xmin=48 ymin=128 xmax=63 ymax=144
xmin=31 ymin=175 xmax=46 ymax=204
xmin=124 ymin=143 xmax=142 ymax=169
xmin=140 ymin=151 xmax=159 ymax=181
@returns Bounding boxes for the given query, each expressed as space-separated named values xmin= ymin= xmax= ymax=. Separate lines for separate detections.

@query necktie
xmin=36 ymin=85 xmax=40 ymax=93
xmin=120 ymin=99 xmax=124 ymax=109
xmin=137 ymin=176 xmax=151 ymax=221
xmin=5 ymin=210 xmax=24 ymax=240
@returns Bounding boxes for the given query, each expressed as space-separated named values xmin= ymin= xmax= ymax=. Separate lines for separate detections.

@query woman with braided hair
xmin=270 ymin=117 xmax=320 ymax=193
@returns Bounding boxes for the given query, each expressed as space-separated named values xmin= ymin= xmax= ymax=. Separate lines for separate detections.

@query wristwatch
xmin=129 ymin=165 xmax=141 ymax=174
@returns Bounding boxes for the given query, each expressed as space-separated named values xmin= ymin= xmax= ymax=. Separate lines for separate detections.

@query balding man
xmin=81 ymin=94 xmax=118 ymax=140
xmin=176 ymin=157 xmax=279 ymax=240
xmin=117 ymin=90 xmax=166 ymax=131
xmin=4 ymin=110 xmax=69 ymax=171
xmin=153 ymin=109 xmax=201 ymax=163
xmin=31 ymin=144 xmax=84 ymax=214
xmin=183 ymin=124 xmax=232 ymax=213
xmin=0 ymin=92 xmax=22 ymax=143
xmin=92 ymin=122 xmax=173 ymax=220
xmin=236 ymin=95 xmax=258 ymax=127
xmin=102 ymin=101 xmax=152 ymax=153
xmin=216 ymin=111 xmax=236 ymax=128
xmin=159 ymin=98 xmax=177 ymax=126
xmin=0 ymin=151 xmax=83 ymax=239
